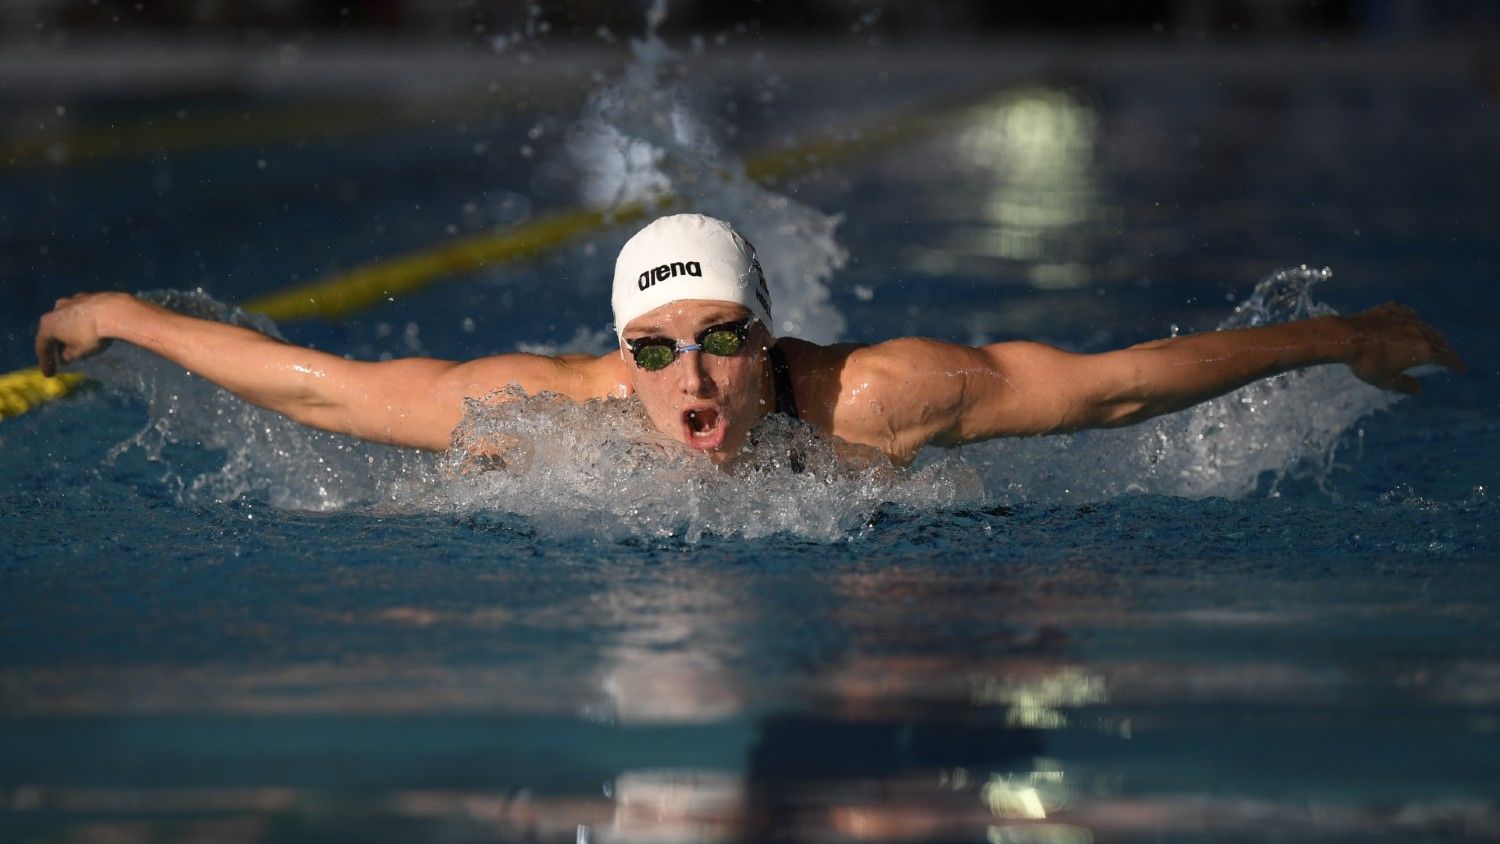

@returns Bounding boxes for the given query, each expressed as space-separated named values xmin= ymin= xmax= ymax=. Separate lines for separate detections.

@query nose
xmin=677 ymin=349 xmax=714 ymax=397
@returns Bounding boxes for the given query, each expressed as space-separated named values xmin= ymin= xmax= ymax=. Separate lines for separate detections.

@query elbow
xmin=1098 ymin=399 xmax=1152 ymax=428
xmin=1061 ymin=377 xmax=1154 ymax=429
xmin=1089 ymin=355 xmax=1156 ymax=428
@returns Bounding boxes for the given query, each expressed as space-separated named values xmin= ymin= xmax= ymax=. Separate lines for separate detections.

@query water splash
xmin=565 ymin=0 xmax=847 ymax=342
xmin=76 ymin=267 xmax=1403 ymax=536
xmin=74 ymin=292 xmax=981 ymax=539
xmin=954 ymin=267 xmax=1404 ymax=503
xmin=79 ymin=290 xmax=439 ymax=511
xmin=487 ymin=0 xmax=551 ymax=61
xmin=444 ymin=387 xmax=983 ymax=541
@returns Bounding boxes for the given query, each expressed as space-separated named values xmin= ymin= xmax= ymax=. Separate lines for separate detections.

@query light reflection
xmin=930 ymin=86 xmax=1105 ymax=289
xmin=609 ymin=770 xmax=746 ymax=844
xmin=987 ymin=822 xmax=1096 ymax=844
xmin=596 ymin=569 xmax=748 ymax=723
xmin=16 ymin=785 xmax=1489 ymax=841
xmin=971 ymin=667 xmax=1107 ymax=729
xmin=982 ymin=763 xmax=1073 ymax=821
xmin=985 ymin=781 xmax=1048 ymax=819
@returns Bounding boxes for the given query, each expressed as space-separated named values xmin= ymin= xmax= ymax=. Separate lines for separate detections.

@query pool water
xmin=2 ymin=33 xmax=1498 ymax=843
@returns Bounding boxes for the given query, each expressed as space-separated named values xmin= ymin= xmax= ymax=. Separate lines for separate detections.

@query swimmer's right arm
xmin=36 ymin=292 xmax=627 ymax=450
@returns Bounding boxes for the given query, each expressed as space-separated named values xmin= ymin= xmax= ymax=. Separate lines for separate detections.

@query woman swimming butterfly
xmin=35 ymin=214 xmax=1465 ymax=467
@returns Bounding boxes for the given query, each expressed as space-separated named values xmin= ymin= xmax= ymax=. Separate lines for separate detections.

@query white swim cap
xmin=611 ymin=214 xmax=773 ymax=339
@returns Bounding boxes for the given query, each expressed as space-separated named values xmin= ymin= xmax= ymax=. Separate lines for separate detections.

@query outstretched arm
xmin=969 ymin=305 xmax=1464 ymax=435
xmin=36 ymin=292 xmax=626 ymax=450
xmin=830 ymin=305 xmax=1464 ymax=462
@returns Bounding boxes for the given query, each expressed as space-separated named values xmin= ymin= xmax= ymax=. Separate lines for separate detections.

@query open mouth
xmin=685 ymin=407 xmax=719 ymax=437
xmin=681 ymin=406 xmax=726 ymax=449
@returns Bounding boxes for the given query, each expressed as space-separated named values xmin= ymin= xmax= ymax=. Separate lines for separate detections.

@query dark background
xmin=4 ymin=0 xmax=1497 ymax=43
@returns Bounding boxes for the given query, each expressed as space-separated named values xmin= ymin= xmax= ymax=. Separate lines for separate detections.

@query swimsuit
xmin=767 ymin=341 xmax=805 ymax=473
xmin=768 ymin=342 xmax=799 ymax=420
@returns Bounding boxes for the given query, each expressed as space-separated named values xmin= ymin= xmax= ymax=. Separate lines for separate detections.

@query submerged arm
xmin=35 ymin=292 xmax=622 ymax=450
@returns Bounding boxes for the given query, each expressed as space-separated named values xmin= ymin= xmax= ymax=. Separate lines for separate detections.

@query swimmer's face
xmin=621 ymin=299 xmax=773 ymax=464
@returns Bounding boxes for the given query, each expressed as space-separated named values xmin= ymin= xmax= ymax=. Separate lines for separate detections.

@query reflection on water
xmin=916 ymin=86 xmax=1106 ymax=289
xmin=6 ymin=540 xmax=1496 ymax=843
xmin=4 ymin=10 xmax=1497 ymax=842
xmin=10 ymin=781 xmax=1493 ymax=842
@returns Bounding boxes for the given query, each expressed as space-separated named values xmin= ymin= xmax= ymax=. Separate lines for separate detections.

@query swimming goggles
xmin=625 ymin=318 xmax=755 ymax=371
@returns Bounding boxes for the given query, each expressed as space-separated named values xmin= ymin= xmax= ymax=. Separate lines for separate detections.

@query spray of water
xmin=80 ymin=267 xmax=1401 ymax=538
xmin=443 ymin=387 xmax=982 ymax=541
xmin=63 ymin=5 xmax=1406 ymax=537
xmin=79 ymin=290 xmax=440 ymax=512
xmin=565 ymin=0 xmax=848 ymax=342
xmin=954 ymin=266 xmax=1403 ymax=503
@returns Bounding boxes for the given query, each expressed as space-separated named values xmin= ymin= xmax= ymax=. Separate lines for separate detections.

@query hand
xmin=1340 ymin=303 xmax=1466 ymax=395
xmin=34 ymin=292 xmax=132 ymax=376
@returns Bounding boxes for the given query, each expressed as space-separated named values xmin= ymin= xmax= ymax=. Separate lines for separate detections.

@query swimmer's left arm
xmin=945 ymin=305 xmax=1465 ymax=442
xmin=836 ymin=305 xmax=1464 ymax=457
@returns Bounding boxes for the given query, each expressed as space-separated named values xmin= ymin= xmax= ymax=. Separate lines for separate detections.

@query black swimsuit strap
xmin=768 ymin=341 xmax=800 ymax=421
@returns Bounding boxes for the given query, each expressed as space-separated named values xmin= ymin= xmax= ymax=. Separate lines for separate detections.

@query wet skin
xmin=35 ymin=292 xmax=1466 ymax=464
xmin=620 ymin=300 xmax=775 ymax=465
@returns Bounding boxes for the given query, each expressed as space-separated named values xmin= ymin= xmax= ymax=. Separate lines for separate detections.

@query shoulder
xmin=779 ymin=335 xmax=982 ymax=373
xmin=783 ymin=336 xmax=987 ymax=393
xmin=778 ymin=336 xmax=987 ymax=463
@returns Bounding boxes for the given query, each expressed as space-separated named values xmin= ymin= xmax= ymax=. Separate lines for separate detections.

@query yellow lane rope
xmin=6 ymin=82 xmax=591 ymax=168
xmin=244 ymin=204 xmax=651 ymax=321
xmin=3 ymin=87 xmax=986 ymax=419
xmin=243 ymin=91 xmax=981 ymax=321
xmin=0 ymin=369 xmax=85 ymax=420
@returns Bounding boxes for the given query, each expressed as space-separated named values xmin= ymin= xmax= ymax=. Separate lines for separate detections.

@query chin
xmin=703 ymin=442 xmax=743 ymax=465
xmin=681 ymin=422 xmax=748 ymax=466
xmin=685 ymin=430 xmax=746 ymax=465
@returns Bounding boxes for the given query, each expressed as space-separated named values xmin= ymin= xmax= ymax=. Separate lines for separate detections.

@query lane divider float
xmin=0 ymin=369 xmax=85 ymax=421
xmin=2 ymin=86 xmax=990 ymax=418
xmin=243 ymin=89 xmax=980 ymax=320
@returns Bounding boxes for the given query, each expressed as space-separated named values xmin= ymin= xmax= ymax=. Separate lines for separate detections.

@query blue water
xmin=2 ymin=39 xmax=1498 ymax=842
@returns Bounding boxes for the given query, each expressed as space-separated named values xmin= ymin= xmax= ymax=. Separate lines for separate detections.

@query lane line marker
xmin=7 ymin=82 xmax=591 ymax=167
xmin=3 ymin=87 xmax=988 ymax=418
xmin=0 ymin=369 xmax=86 ymax=420
xmin=244 ymin=91 xmax=979 ymax=320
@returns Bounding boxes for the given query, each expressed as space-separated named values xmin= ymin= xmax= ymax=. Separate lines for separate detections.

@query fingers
xmin=35 ymin=333 xmax=55 ymax=377
xmin=1420 ymin=324 xmax=1467 ymax=373
xmin=34 ymin=311 xmax=60 ymax=376
xmin=35 ymin=295 xmax=88 ymax=378
xmin=1431 ymin=343 xmax=1467 ymax=373
xmin=1362 ymin=302 xmax=1468 ymax=375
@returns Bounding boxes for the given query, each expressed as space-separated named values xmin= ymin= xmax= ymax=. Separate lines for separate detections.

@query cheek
xmin=718 ymin=360 xmax=764 ymax=411
xmin=634 ymin=381 xmax=673 ymax=411
xmin=632 ymin=379 xmax=688 ymax=430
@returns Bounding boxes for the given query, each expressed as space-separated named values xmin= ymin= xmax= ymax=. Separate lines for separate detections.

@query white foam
xmin=951 ymin=267 xmax=1403 ymax=503
xmin=78 ymin=267 xmax=1404 ymax=538
xmin=442 ymin=387 xmax=983 ymax=541
xmin=79 ymin=289 xmax=441 ymax=512
xmin=565 ymin=4 xmax=848 ymax=342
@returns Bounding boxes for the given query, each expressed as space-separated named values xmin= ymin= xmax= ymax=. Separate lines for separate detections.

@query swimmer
xmin=35 ymin=213 xmax=1465 ymax=467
